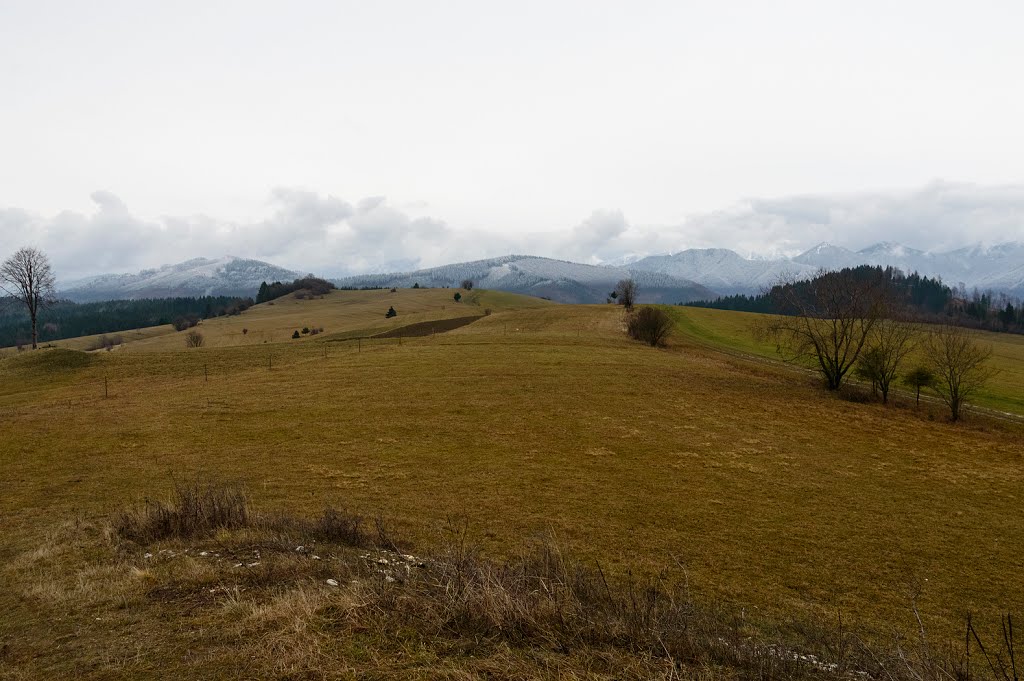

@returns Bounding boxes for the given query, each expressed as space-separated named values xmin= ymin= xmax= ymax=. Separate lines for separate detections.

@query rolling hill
xmin=2 ymin=290 xmax=1023 ymax=679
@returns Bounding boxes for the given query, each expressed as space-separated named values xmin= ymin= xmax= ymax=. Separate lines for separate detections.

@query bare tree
xmin=461 ymin=279 xmax=474 ymax=290
xmin=0 ymin=247 xmax=57 ymax=350
xmin=625 ymin=306 xmax=673 ymax=347
xmin=764 ymin=268 xmax=890 ymax=390
xmin=925 ymin=325 xmax=996 ymax=421
xmin=855 ymin=318 xmax=920 ymax=403
xmin=615 ymin=279 xmax=637 ymax=311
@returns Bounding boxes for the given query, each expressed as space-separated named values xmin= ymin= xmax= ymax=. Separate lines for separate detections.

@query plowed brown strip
xmin=373 ymin=315 xmax=482 ymax=338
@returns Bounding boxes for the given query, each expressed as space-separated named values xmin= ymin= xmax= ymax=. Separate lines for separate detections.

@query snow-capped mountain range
xmin=59 ymin=257 xmax=301 ymax=303
xmin=628 ymin=241 xmax=1024 ymax=297
xmin=56 ymin=241 xmax=1024 ymax=304
xmin=333 ymin=255 xmax=716 ymax=304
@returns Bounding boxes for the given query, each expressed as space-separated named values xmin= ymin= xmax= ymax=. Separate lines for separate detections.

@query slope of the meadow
xmin=1 ymin=291 xmax=1022 ymax=677
xmin=1 ymin=287 xmax=551 ymax=356
xmin=669 ymin=305 xmax=1024 ymax=416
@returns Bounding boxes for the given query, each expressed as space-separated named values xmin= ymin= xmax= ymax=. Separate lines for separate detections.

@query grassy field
xmin=670 ymin=305 xmax=1024 ymax=416
xmin=1 ymin=291 xmax=1022 ymax=678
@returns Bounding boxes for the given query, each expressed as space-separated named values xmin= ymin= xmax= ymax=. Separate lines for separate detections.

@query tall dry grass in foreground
xmin=76 ymin=484 xmax=1017 ymax=680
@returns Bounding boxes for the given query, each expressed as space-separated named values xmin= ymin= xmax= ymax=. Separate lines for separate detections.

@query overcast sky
xmin=2 ymin=0 xmax=1023 ymax=279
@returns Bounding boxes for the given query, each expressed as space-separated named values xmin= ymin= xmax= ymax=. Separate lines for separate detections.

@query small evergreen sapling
xmin=903 ymin=366 xmax=934 ymax=406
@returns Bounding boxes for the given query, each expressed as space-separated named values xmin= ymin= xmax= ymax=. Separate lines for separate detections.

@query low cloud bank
xmin=2 ymin=181 xmax=1021 ymax=281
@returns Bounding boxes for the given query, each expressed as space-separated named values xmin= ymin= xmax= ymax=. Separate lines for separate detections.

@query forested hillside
xmin=688 ymin=265 xmax=1024 ymax=333
xmin=0 ymin=296 xmax=252 ymax=348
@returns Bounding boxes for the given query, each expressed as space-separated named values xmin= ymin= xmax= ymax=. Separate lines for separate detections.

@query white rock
xmin=143 ymin=553 xmax=153 ymax=559
xmin=326 ymin=578 xmax=339 ymax=587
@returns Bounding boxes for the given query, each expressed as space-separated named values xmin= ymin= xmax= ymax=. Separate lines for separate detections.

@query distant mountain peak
xmin=59 ymin=256 xmax=302 ymax=303
xmin=858 ymin=241 xmax=923 ymax=258
xmin=800 ymin=242 xmax=852 ymax=256
xmin=333 ymin=254 xmax=714 ymax=304
xmin=859 ymin=241 xmax=901 ymax=253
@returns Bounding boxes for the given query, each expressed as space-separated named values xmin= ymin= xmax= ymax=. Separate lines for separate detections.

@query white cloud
xmin=581 ymin=182 xmax=1024 ymax=261
xmin=562 ymin=210 xmax=630 ymax=263
xmin=682 ymin=182 xmax=1024 ymax=256
xmin=1 ymin=182 xmax=1022 ymax=282
xmin=1 ymin=189 xmax=462 ymax=282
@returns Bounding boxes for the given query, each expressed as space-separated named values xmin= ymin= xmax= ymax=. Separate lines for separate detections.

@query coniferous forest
xmin=687 ymin=265 xmax=1024 ymax=334
xmin=0 ymin=296 xmax=253 ymax=348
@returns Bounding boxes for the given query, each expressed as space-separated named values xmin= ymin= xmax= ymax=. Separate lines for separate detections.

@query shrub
xmin=385 ymin=306 xmax=397 ymax=318
xmin=453 ymin=292 xmax=462 ymax=302
xmin=173 ymin=315 xmax=200 ymax=331
xmin=310 ymin=507 xmax=368 ymax=546
xmin=86 ymin=334 xmax=123 ymax=351
xmin=461 ymin=279 xmax=474 ymax=290
xmin=292 ymin=330 xmax=301 ymax=339
xmin=242 ymin=328 xmax=248 ymax=335
xmin=626 ymin=306 xmax=673 ymax=347
xmin=301 ymin=327 xmax=310 ymax=335
xmin=903 ymin=366 xmax=934 ymax=406
xmin=184 ymin=330 xmax=205 ymax=348
xmin=112 ymin=483 xmax=250 ymax=543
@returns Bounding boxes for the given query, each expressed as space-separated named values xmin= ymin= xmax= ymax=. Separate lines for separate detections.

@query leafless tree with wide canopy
xmin=1 ymin=247 xmax=57 ymax=350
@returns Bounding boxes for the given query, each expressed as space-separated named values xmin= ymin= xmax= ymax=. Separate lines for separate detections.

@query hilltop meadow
xmin=1 ymin=287 xmax=1022 ymax=679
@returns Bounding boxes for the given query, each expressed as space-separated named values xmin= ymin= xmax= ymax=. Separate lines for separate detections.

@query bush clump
xmin=184 ymin=330 xmax=205 ymax=348
xmin=112 ymin=483 xmax=380 ymax=548
xmin=112 ymin=483 xmax=250 ymax=543
xmin=86 ymin=334 xmax=123 ymax=351
xmin=173 ymin=315 xmax=200 ymax=331
xmin=626 ymin=306 xmax=673 ymax=347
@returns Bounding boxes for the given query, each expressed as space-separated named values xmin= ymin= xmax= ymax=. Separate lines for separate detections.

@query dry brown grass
xmin=4 ymin=483 xmax=1017 ymax=679
xmin=1 ymin=291 xmax=1023 ymax=678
